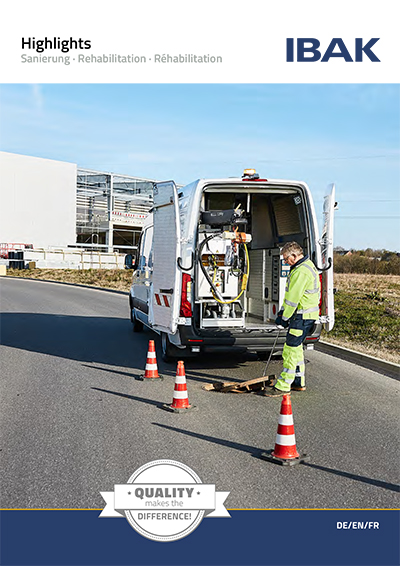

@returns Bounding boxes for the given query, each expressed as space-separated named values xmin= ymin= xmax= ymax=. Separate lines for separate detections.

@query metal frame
xmin=76 ymin=168 xmax=155 ymax=252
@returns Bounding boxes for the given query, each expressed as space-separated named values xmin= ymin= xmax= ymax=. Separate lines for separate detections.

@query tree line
xmin=333 ymin=248 xmax=400 ymax=275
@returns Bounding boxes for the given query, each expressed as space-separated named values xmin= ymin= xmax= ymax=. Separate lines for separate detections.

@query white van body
xmin=129 ymin=173 xmax=335 ymax=360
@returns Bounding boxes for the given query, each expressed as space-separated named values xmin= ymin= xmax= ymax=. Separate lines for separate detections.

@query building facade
xmin=0 ymin=152 xmax=155 ymax=253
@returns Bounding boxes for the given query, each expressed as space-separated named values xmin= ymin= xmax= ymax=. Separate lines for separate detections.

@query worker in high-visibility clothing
xmin=264 ymin=241 xmax=320 ymax=397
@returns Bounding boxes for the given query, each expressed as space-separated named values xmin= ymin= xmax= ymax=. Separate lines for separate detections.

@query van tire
xmin=161 ymin=332 xmax=181 ymax=362
xmin=131 ymin=309 xmax=144 ymax=332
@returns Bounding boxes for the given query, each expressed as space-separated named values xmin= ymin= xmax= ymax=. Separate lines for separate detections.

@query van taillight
xmin=180 ymin=273 xmax=192 ymax=317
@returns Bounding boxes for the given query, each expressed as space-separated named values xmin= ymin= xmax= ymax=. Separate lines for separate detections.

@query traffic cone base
xmin=260 ymin=449 xmax=310 ymax=466
xmin=142 ymin=340 xmax=162 ymax=380
xmin=260 ymin=393 xmax=309 ymax=466
xmin=162 ymin=402 xmax=197 ymax=413
xmin=142 ymin=374 xmax=163 ymax=381
xmin=162 ymin=361 xmax=195 ymax=413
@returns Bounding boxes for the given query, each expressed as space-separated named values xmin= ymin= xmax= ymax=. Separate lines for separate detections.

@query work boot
xmin=262 ymin=387 xmax=289 ymax=397
xmin=291 ymin=377 xmax=306 ymax=392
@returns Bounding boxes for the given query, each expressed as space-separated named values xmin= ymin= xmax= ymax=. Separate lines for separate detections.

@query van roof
xmin=195 ymin=177 xmax=307 ymax=186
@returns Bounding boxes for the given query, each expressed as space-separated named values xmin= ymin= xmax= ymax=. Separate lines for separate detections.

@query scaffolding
xmin=76 ymin=168 xmax=155 ymax=252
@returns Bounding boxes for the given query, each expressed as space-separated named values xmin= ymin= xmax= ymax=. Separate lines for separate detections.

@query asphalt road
xmin=1 ymin=278 xmax=399 ymax=510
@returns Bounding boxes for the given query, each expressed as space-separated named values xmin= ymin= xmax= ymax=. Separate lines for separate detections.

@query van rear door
xmin=320 ymin=183 xmax=336 ymax=331
xmin=149 ymin=181 xmax=182 ymax=334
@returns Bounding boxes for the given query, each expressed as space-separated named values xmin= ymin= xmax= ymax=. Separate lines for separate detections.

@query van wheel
xmin=131 ymin=309 xmax=144 ymax=332
xmin=161 ymin=332 xmax=181 ymax=362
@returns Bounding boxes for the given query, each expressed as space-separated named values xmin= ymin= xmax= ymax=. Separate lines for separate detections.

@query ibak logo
xmin=286 ymin=38 xmax=380 ymax=62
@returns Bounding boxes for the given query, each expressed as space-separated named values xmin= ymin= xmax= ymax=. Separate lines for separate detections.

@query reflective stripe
xmin=282 ymin=315 xmax=290 ymax=321
xmin=173 ymin=391 xmax=188 ymax=399
xmin=285 ymin=273 xmax=291 ymax=293
xmin=147 ymin=352 xmax=156 ymax=359
xmin=285 ymin=299 xmax=298 ymax=307
xmin=302 ymin=262 xmax=319 ymax=285
xmin=145 ymin=363 xmax=158 ymax=370
xmin=293 ymin=260 xmax=319 ymax=293
xmin=174 ymin=376 xmax=186 ymax=384
xmin=275 ymin=434 xmax=296 ymax=446
xmin=302 ymin=263 xmax=320 ymax=300
xmin=298 ymin=306 xmax=319 ymax=314
xmin=295 ymin=371 xmax=305 ymax=377
xmin=278 ymin=414 xmax=294 ymax=426
xmin=282 ymin=368 xmax=296 ymax=374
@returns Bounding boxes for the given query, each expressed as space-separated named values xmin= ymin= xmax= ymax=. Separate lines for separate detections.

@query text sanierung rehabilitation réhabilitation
xmin=21 ymin=53 xmax=223 ymax=65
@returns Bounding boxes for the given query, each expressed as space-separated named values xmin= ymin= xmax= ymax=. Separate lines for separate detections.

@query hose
xmin=198 ymin=232 xmax=250 ymax=304
xmin=211 ymin=243 xmax=250 ymax=305
xmin=198 ymin=233 xmax=225 ymax=302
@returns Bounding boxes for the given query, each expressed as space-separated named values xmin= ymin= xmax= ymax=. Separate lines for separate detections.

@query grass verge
xmin=323 ymin=274 xmax=400 ymax=364
xmin=5 ymin=267 xmax=133 ymax=292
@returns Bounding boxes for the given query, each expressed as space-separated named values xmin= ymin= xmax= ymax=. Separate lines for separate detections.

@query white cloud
xmin=31 ymin=84 xmax=44 ymax=113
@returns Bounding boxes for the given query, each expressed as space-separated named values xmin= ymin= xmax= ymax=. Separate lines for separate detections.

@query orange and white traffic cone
xmin=142 ymin=340 xmax=162 ymax=380
xmin=260 ymin=394 xmax=309 ymax=466
xmin=163 ymin=361 xmax=196 ymax=413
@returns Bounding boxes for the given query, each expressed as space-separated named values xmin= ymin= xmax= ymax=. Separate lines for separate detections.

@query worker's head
xmin=281 ymin=242 xmax=304 ymax=266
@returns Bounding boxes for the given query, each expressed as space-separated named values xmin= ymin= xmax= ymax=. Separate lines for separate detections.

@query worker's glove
xmin=275 ymin=310 xmax=289 ymax=328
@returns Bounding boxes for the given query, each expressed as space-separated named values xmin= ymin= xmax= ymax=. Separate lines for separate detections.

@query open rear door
xmin=320 ymin=183 xmax=336 ymax=331
xmin=149 ymin=181 xmax=182 ymax=334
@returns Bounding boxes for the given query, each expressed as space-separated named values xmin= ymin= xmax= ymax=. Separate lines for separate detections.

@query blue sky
xmin=0 ymin=84 xmax=399 ymax=250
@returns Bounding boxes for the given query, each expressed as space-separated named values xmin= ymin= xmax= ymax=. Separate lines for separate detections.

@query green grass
xmin=327 ymin=290 xmax=399 ymax=353
xmin=322 ymin=274 xmax=400 ymax=363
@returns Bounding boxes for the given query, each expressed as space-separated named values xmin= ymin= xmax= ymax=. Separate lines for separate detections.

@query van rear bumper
xmin=178 ymin=322 xmax=322 ymax=353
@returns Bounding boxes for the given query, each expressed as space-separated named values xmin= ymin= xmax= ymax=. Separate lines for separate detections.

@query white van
xmin=129 ymin=170 xmax=335 ymax=361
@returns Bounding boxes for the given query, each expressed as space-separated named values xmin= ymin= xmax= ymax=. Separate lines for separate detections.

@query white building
xmin=0 ymin=152 xmax=155 ymax=253
xmin=0 ymin=152 xmax=77 ymax=249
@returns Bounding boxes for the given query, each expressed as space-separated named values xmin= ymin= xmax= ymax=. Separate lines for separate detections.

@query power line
xmin=335 ymin=216 xmax=400 ymax=219
xmin=259 ymin=153 xmax=399 ymax=163
xmin=314 ymin=199 xmax=399 ymax=203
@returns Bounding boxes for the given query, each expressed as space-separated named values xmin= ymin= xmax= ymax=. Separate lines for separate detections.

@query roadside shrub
xmin=334 ymin=250 xmax=400 ymax=275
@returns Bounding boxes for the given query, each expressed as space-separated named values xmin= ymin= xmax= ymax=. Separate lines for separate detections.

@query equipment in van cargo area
xmin=200 ymin=207 xmax=247 ymax=227
xmin=129 ymin=171 xmax=335 ymax=360
xmin=195 ymin=192 xmax=300 ymax=331
xmin=197 ymin=217 xmax=250 ymax=328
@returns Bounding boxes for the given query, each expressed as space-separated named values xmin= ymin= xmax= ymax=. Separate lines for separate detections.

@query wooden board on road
xmin=203 ymin=360 xmax=283 ymax=393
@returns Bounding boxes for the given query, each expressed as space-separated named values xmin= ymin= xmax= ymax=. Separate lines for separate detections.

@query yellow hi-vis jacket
xmin=282 ymin=256 xmax=320 ymax=322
